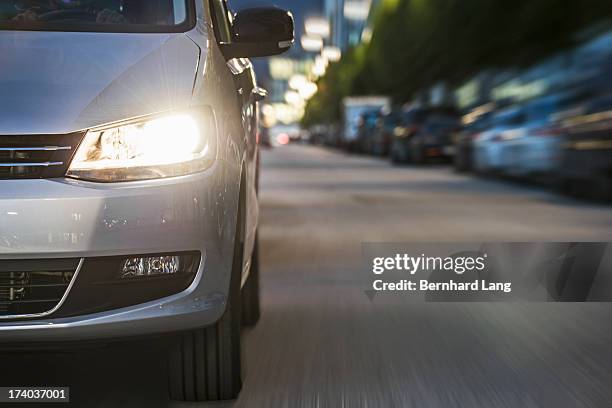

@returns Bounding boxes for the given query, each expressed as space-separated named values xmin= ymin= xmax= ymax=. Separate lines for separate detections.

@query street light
xmin=298 ymin=82 xmax=318 ymax=100
xmin=322 ymin=46 xmax=342 ymax=62
xmin=284 ymin=90 xmax=303 ymax=107
xmin=304 ymin=17 xmax=330 ymax=39
xmin=301 ymin=35 xmax=324 ymax=52
xmin=344 ymin=0 xmax=371 ymax=21
xmin=312 ymin=59 xmax=327 ymax=78
xmin=289 ymin=74 xmax=308 ymax=91
xmin=361 ymin=27 xmax=373 ymax=43
xmin=315 ymin=55 xmax=329 ymax=69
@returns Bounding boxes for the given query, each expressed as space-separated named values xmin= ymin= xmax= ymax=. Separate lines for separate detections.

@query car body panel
xmin=0 ymin=31 xmax=200 ymax=135
xmin=0 ymin=0 xmax=260 ymax=340
xmin=187 ymin=1 xmax=258 ymax=284
xmin=560 ymin=94 xmax=612 ymax=182
xmin=473 ymin=106 xmax=526 ymax=173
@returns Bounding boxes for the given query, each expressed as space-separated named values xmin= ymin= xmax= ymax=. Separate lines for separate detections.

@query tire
xmin=168 ymin=201 xmax=244 ymax=402
xmin=242 ymin=234 xmax=261 ymax=326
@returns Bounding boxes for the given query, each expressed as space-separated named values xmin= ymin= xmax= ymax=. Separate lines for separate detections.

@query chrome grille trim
xmin=0 ymin=162 xmax=64 ymax=167
xmin=0 ymin=259 xmax=84 ymax=321
xmin=0 ymin=146 xmax=72 ymax=152
xmin=0 ymin=132 xmax=84 ymax=179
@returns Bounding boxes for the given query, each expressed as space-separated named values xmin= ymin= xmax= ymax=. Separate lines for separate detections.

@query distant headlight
xmin=67 ymin=110 xmax=216 ymax=182
xmin=394 ymin=126 xmax=408 ymax=138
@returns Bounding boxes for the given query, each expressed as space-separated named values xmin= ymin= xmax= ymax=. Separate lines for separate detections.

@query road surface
xmin=4 ymin=145 xmax=612 ymax=407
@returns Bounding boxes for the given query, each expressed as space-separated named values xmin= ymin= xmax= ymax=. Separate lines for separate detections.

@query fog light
xmin=121 ymin=256 xmax=182 ymax=279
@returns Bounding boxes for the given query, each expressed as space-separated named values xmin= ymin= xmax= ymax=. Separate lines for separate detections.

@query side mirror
xmin=221 ymin=7 xmax=294 ymax=59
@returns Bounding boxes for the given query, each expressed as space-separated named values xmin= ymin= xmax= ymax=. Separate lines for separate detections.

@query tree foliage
xmin=302 ymin=0 xmax=612 ymax=127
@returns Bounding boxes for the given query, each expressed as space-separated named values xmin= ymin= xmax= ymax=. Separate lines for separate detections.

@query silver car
xmin=0 ymin=0 xmax=293 ymax=402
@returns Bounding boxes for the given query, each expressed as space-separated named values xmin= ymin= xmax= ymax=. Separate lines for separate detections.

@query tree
xmin=303 ymin=0 xmax=612 ymax=127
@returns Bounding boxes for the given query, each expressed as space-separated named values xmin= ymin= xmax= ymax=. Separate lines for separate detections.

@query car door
xmin=210 ymin=0 xmax=259 ymax=280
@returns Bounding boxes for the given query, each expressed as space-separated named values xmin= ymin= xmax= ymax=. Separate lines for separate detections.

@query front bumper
xmin=0 ymin=162 xmax=240 ymax=342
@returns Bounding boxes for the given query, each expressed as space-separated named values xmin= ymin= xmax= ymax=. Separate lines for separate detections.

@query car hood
xmin=0 ymin=31 xmax=200 ymax=135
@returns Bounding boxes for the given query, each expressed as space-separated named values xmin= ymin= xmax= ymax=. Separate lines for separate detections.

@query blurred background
xmin=229 ymin=1 xmax=612 ymax=406
xmin=234 ymin=0 xmax=612 ymax=201
xmin=6 ymin=2 xmax=612 ymax=407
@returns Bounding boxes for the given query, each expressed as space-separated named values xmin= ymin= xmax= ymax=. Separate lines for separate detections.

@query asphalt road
xmin=4 ymin=145 xmax=612 ymax=407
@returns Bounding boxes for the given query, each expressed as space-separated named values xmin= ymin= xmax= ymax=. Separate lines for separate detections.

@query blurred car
xmin=0 ymin=0 xmax=294 ymax=402
xmin=473 ymin=106 xmax=527 ymax=174
xmin=400 ymin=107 xmax=460 ymax=164
xmin=506 ymin=90 xmax=589 ymax=178
xmin=271 ymin=124 xmax=301 ymax=145
xmin=390 ymin=107 xmax=429 ymax=163
xmin=559 ymin=91 xmax=612 ymax=200
xmin=355 ymin=109 xmax=382 ymax=153
xmin=342 ymin=96 xmax=391 ymax=151
xmin=454 ymin=104 xmax=495 ymax=172
xmin=371 ymin=110 xmax=401 ymax=156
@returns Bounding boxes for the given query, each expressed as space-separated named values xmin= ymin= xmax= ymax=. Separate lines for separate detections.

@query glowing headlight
xmin=394 ymin=126 xmax=408 ymax=138
xmin=67 ymin=112 xmax=216 ymax=182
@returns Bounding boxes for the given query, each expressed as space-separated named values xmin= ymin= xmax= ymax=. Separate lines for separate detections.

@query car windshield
xmin=0 ymin=0 xmax=192 ymax=32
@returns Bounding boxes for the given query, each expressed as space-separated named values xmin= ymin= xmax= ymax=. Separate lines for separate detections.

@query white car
xmin=473 ymin=106 xmax=526 ymax=174
xmin=510 ymin=92 xmax=585 ymax=177
xmin=0 ymin=0 xmax=293 ymax=402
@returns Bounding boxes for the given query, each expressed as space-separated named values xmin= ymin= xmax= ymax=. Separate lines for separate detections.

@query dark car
xmin=355 ymin=109 xmax=382 ymax=153
xmin=559 ymin=91 xmax=612 ymax=201
xmin=390 ymin=107 xmax=429 ymax=163
xmin=391 ymin=107 xmax=460 ymax=164
xmin=454 ymin=104 xmax=495 ymax=172
xmin=371 ymin=110 xmax=401 ymax=156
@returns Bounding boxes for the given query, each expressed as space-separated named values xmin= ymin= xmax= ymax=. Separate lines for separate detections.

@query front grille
xmin=0 ymin=133 xmax=84 ymax=179
xmin=0 ymin=259 xmax=81 ymax=319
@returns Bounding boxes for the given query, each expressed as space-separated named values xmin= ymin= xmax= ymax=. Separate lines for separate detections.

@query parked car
xmin=342 ymin=96 xmax=391 ymax=151
xmin=371 ymin=110 xmax=401 ymax=156
xmin=505 ymin=90 xmax=590 ymax=179
xmin=473 ymin=106 xmax=527 ymax=174
xmin=390 ymin=107 xmax=430 ymax=164
xmin=355 ymin=109 xmax=382 ymax=153
xmin=559 ymin=91 xmax=612 ymax=200
xmin=0 ymin=1 xmax=294 ymax=402
xmin=395 ymin=107 xmax=460 ymax=164
xmin=453 ymin=104 xmax=495 ymax=172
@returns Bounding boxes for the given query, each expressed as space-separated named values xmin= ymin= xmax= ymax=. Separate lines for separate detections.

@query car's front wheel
xmin=242 ymin=234 xmax=260 ymax=326
xmin=168 ymin=212 xmax=244 ymax=402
